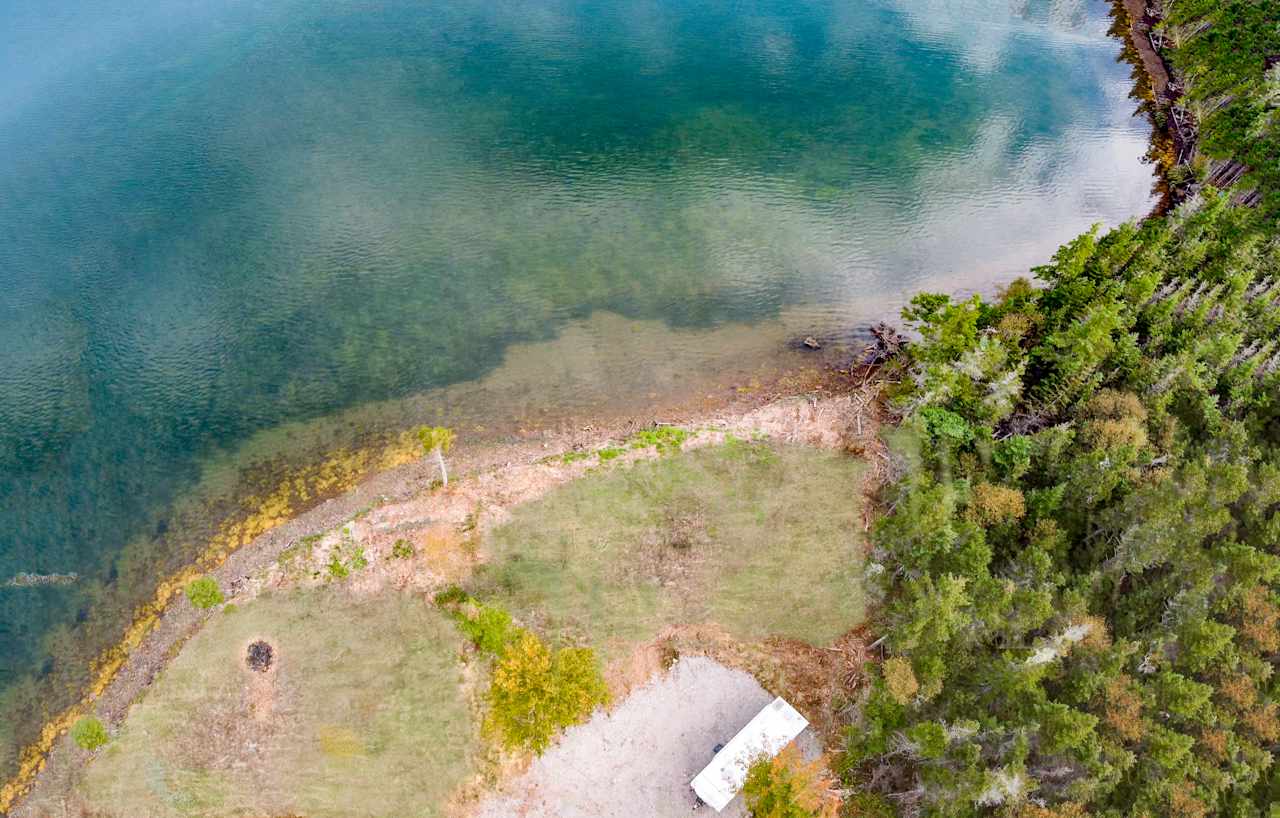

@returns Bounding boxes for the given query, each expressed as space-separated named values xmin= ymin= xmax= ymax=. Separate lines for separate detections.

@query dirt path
xmin=471 ymin=656 xmax=820 ymax=818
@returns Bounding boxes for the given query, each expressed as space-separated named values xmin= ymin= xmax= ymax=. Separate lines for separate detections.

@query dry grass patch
xmin=66 ymin=589 xmax=476 ymax=818
xmin=471 ymin=439 xmax=866 ymax=657
xmin=32 ymin=436 xmax=866 ymax=818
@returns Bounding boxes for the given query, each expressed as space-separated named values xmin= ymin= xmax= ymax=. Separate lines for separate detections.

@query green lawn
xmin=473 ymin=438 xmax=866 ymax=655
xmin=74 ymin=589 xmax=475 ymax=818
xmin=63 ymin=438 xmax=865 ymax=818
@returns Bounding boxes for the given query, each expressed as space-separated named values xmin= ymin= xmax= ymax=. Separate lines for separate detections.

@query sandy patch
xmin=471 ymin=656 xmax=819 ymax=818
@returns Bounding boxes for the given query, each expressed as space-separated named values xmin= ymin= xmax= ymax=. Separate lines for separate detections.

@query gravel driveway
xmin=474 ymin=656 xmax=818 ymax=818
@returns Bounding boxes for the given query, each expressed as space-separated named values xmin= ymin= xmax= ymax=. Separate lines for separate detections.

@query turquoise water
xmin=0 ymin=0 xmax=1150 ymax=764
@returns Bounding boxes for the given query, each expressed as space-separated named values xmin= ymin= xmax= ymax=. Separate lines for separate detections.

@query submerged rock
xmin=4 ymin=572 xmax=79 ymax=588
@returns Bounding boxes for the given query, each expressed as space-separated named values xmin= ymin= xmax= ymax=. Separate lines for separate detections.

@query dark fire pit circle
xmin=246 ymin=640 xmax=274 ymax=673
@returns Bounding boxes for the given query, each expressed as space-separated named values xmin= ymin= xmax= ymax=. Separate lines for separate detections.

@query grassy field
xmin=473 ymin=438 xmax=866 ymax=655
xmin=53 ymin=438 xmax=865 ymax=817
xmin=70 ymin=589 xmax=476 ymax=818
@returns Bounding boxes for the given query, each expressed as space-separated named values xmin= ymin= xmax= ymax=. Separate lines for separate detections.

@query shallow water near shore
xmin=0 ymin=0 xmax=1152 ymax=772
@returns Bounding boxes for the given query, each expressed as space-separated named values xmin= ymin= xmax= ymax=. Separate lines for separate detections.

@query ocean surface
xmin=0 ymin=0 xmax=1152 ymax=765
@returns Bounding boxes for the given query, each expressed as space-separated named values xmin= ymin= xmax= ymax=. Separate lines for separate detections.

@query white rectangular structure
xmin=690 ymin=696 xmax=809 ymax=812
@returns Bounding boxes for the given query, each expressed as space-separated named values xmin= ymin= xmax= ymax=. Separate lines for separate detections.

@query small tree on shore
xmin=417 ymin=426 xmax=456 ymax=486
xmin=485 ymin=630 xmax=609 ymax=753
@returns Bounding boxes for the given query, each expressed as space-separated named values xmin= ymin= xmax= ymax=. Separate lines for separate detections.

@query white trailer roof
xmin=690 ymin=696 xmax=809 ymax=812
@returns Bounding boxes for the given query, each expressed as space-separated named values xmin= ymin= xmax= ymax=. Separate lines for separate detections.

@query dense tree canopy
xmin=846 ymin=2 xmax=1280 ymax=814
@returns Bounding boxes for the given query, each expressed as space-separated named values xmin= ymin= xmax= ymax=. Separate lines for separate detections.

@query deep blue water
xmin=0 ymin=0 xmax=1152 ymax=764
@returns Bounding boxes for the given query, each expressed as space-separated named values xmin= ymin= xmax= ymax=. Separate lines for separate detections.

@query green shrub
xmin=71 ymin=716 xmax=109 ymax=751
xmin=486 ymin=631 xmax=609 ymax=753
xmin=992 ymin=435 xmax=1033 ymax=480
xmin=326 ymin=544 xmax=367 ymax=579
xmin=460 ymin=605 xmax=519 ymax=655
xmin=435 ymin=588 xmax=521 ymax=654
xmin=919 ymin=406 xmax=973 ymax=445
xmin=390 ymin=539 xmax=415 ymax=559
xmin=434 ymin=584 xmax=470 ymax=606
xmin=349 ymin=547 xmax=368 ymax=571
xmin=596 ymin=446 xmax=624 ymax=462
xmin=327 ymin=554 xmax=350 ymax=580
xmin=905 ymin=721 xmax=948 ymax=759
xmin=184 ymin=577 xmax=224 ymax=609
xmin=629 ymin=426 xmax=689 ymax=454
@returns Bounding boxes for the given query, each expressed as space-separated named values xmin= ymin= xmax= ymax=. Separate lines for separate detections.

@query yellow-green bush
xmin=70 ymin=716 xmax=109 ymax=751
xmin=184 ymin=576 xmax=224 ymax=609
xmin=485 ymin=631 xmax=608 ymax=754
